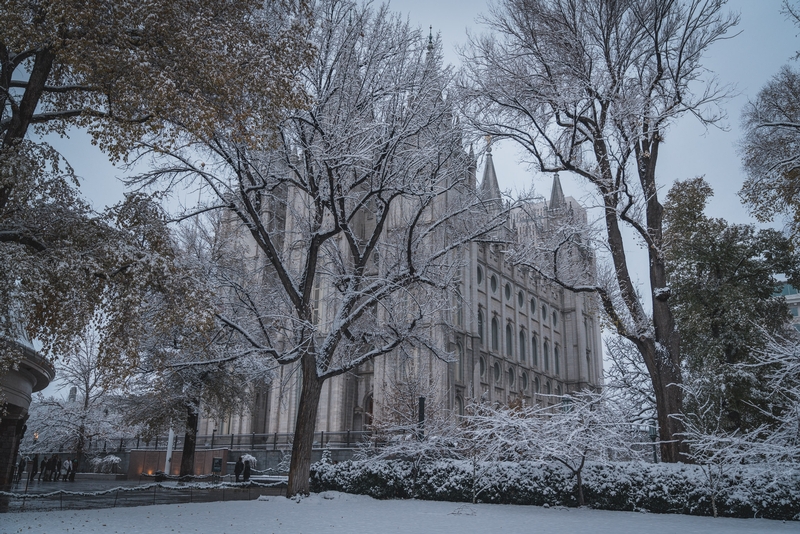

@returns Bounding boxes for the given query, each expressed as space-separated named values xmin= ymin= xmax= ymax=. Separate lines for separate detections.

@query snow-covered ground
xmin=2 ymin=491 xmax=796 ymax=534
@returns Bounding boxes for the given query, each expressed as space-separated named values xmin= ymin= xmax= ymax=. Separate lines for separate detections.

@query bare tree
xmin=739 ymin=63 xmax=800 ymax=241
xmin=461 ymin=0 xmax=738 ymax=462
xmin=131 ymin=0 xmax=508 ymax=496
xmin=115 ymin=214 xmax=273 ymax=478
xmin=677 ymin=385 xmax=773 ymax=518
xmin=604 ymin=335 xmax=657 ymax=426
xmin=464 ymin=391 xmax=638 ymax=506
xmin=23 ymin=330 xmax=124 ymax=463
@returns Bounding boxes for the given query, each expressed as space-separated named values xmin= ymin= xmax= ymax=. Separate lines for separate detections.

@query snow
xmin=1 ymin=491 xmax=796 ymax=534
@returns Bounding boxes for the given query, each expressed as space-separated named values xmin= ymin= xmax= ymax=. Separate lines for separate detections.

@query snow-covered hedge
xmin=310 ymin=459 xmax=800 ymax=520
xmin=89 ymin=455 xmax=121 ymax=474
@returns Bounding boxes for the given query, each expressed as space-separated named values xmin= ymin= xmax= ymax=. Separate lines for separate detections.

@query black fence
xmin=2 ymin=481 xmax=285 ymax=513
xmin=81 ymin=430 xmax=371 ymax=454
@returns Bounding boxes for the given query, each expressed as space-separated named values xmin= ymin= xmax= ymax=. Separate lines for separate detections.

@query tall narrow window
xmin=519 ymin=330 xmax=526 ymax=362
xmin=455 ymin=288 xmax=463 ymax=326
xmin=491 ymin=317 xmax=499 ymax=351
xmin=505 ymin=323 xmax=513 ymax=357
xmin=544 ymin=340 xmax=550 ymax=371
xmin=532 ymin=335 xmax=538 ymax=366
xmin=554 ymin=346 xmax=560 ymax=376
xmin=477 ymin=310 xmax=484 ymax=345
xmin=455 ymin=342 xmax=464 ymax=382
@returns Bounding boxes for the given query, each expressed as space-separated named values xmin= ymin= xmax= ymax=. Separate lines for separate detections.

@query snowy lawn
xmin=2 ymin=491 xmax=796 ymax=534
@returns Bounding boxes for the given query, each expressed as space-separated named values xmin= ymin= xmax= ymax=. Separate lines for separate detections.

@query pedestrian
xmin=61 ymin=457 xmax=71 ymax=481
xmin=49 ymin=454 xmax=59 ymax=481
xmin=41 ymin=456 xmax=49 ymax=481
xmin=234 ymin=456 xmax=244 ymax=483
xmin=243 ymin=459 xmax=251 ymax=482
xmin=69 ymin=458 xmax=78 ymax=482
xmin=29 ymin=454 xmax=39 ymax=482
xmin=16 ymin=456 xmax=26 ymax=483
xmin=38 ymin=457 xmax=46 ymax=481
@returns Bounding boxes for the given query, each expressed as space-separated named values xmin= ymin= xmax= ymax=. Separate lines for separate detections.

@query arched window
xmin=518 ymin=290 xmax=524 ymax=307
xmin=530 ymin=297 xmax=537 ymax=316
xmin=554 ymin=346 xmax=560 ymax=376
xmin=477 ymin=266 xmax=483 ymax=285
xmin=552 ymin=310 xmax=558 ymax=327
xmin=455 ymin=396 xmax=464 ymax=416
xmin=542 ymin=304 xmax=548 ymax=322
xmin=477 ymin=309 xmax=484 ymax=345
xmin=519 ymin=329 xmax=526 ymax=362
xmin=532 ymin=335 xmax=538 ymax=366
xmin=534 ymin=376 xmax=540 ymax=394
xmin=491 ymin=317 xmax=499 ymax=351
xmin=545 ymin=381 xmax=551 ymax=395
xmin=493 ymin=361 xmax=501 ymax=383
xmin=505 ymin=323 xmax=513 ymax=357
xmin=543 ymin=340 xmax=550 ymax=371
xmin=479 ymin=356 xmax=486 ymax=378
xmin=507 ymin=368 xmax=515 ymax=388
xmin=521 ymin=372 xmax=529 ymax=391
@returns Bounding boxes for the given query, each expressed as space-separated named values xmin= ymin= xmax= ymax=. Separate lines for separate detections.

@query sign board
xmin=212 ymin=457 xmax=223 ymax=473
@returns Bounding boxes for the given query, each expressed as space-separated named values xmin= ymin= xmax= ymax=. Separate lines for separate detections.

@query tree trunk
xmin=601 ymin=178 xmax=688 ymax=463
xmin=286 ymin=353 xmax=324 ymax=497
xmin=76 ymin=424 xmax=86 ymax=472
xmin=654 ymin=364 xmax=687 ymax=463
xmin=179 ymin=403 xmax=199 ymax=479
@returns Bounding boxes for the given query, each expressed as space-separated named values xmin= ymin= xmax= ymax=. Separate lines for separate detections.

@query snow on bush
xmin=310 ymin=458 xmax=800 ymax=520
xmin=89 ymin=455 xmax=121 ymax=474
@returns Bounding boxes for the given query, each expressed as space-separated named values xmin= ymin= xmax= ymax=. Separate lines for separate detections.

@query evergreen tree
xmin=664 ymin=177 xmax=800 ymax=431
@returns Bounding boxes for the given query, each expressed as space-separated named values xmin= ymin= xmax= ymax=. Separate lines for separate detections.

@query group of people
xmin=233 ymin=456 xmax=251 ymax=483
xmin=15 ymin=454 xmax=78 ymax=483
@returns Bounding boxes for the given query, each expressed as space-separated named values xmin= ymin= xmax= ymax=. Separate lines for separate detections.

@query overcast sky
xmin=52 ymin=0 xmax=798 ymax=227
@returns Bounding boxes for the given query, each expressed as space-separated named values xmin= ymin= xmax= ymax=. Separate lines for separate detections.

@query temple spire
xmin=549 ymin=172 xmax=565 ymax=210
xmin=480 ymin=137 xmax=502 ymax=211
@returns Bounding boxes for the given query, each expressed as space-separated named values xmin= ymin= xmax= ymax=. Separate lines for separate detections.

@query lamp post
xmin=648 ymin=423 xmax=658 ymax=463
xmin=418 ymin=397 xmax=425 ymax=441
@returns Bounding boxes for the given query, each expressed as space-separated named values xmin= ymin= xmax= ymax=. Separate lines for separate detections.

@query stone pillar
xmin=0 ymin=345 xmax=54 ymax=512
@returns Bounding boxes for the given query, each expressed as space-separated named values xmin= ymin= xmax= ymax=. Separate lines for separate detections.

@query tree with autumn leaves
xmin=1 ymin=0 xmax=312 ymax=495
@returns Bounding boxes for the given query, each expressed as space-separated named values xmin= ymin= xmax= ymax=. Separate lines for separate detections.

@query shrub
xmin=310 ymin=459 xmax=800 ymax=520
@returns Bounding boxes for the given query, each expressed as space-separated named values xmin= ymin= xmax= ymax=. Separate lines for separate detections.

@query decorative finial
xmin=428 ymin=26 xmax=434 ymax=52
xmin=485 ymin=135 xmax=492 ymax=154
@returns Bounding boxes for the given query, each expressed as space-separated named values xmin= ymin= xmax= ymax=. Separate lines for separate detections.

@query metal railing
xmin=2 ymin=481 xmax=285 ymax=513
xmin=79 ymin=430 xmax=371 ymax=453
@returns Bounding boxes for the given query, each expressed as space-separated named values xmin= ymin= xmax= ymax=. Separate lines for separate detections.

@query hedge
xmin=310 ymin=458 xmax=800 ymax=520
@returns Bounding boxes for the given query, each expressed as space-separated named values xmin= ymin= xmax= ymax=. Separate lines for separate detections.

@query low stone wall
xmin=127 ymin=449 xmax=229 ymax=478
